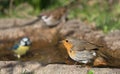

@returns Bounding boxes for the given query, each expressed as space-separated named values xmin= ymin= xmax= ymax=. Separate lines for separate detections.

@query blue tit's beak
xmin=25 ymin=42 xmax=28 ymax=46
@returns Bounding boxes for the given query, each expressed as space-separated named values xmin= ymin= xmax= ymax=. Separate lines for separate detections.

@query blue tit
xmin=12 ymin=37 xmax=31 ymax=59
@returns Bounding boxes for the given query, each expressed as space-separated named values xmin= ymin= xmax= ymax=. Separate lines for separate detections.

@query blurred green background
xmin=0 ymin=0 xmax=120 ymax=32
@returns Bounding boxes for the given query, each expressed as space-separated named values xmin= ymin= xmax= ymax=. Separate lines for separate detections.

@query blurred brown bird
xmin=38 ymin=1 xmax=79 ymax=27
xmin=39 ymin=7 xmax=67 ymax=27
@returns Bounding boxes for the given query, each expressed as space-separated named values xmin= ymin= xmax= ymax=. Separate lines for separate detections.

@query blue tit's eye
xmin=20 ymin=41 xmax=25 ymax=46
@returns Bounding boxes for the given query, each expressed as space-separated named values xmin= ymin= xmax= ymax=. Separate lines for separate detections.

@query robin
xmin=61 ymin=37 xmax=99 ymax=65
xmin=11 ymin=37 xmax=31 ymax=59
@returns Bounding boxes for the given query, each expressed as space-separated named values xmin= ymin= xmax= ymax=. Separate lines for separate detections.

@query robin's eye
xmin=65 ymin=39 xmax=69 ymax=42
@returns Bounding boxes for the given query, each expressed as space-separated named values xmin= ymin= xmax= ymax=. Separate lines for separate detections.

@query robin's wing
xmin=72 ymin=39 xmax=98 ymax=51
xmin=84 ymin=41 xmax=98 ymax=50
xmin=71 ymin=40 xmax=85 ymax=51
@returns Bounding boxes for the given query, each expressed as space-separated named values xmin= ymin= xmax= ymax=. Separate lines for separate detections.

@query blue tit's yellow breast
xmin=14 ymin=46 xmax=30 ymax=56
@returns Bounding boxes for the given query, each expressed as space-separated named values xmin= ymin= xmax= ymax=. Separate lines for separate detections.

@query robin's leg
xmin=81 ymin=60 xmax=92 ymax=68
xmin=84 ymin=64 xmax=92 ymax=68
xmin=75 ymin=63 xmax=82 ymax=68
xmin=65 ymin=55 xmax=71 ymax=64
xmin=74 ymin=62 xmax=78 ymax=65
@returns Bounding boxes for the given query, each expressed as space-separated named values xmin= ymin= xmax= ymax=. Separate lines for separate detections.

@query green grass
xmin=87 ymin=70 xmax=94 ymax=74
xmin=68 ymin=0 xmax=120 ymax=33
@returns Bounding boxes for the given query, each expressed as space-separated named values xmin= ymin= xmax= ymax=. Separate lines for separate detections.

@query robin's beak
xmin=59 ymin=39 xmax=66 ymax=44
xmin=59 ymin=40 xmax=63 ymax=44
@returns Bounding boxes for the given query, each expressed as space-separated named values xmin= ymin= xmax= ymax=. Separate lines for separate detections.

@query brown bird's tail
xmin=64 ymin=0 xmax=80 ymax=9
